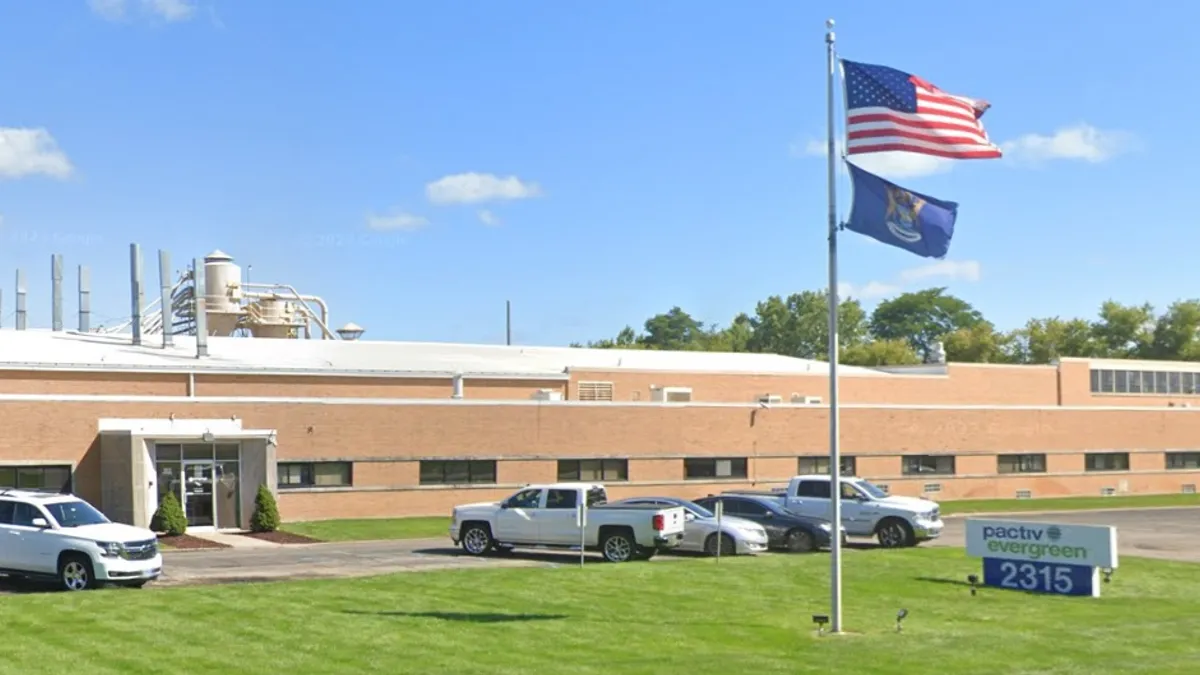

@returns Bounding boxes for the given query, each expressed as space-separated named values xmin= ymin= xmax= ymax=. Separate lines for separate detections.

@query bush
xmin=250 ymin=483 xmax=281 ymax=532
xmin=151 ymin=491 xmax=187 ymax=536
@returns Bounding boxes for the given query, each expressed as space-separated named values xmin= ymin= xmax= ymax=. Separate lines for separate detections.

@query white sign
xmin=965 ymin=518 xmax=1118 ymax=569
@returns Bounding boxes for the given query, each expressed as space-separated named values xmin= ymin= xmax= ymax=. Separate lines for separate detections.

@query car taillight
xmin=652 ymin=514 xmax=665 ymax=531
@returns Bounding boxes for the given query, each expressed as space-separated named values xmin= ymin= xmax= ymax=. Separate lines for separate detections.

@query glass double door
xmin=181 ymin=460 xmax=241 ymax=529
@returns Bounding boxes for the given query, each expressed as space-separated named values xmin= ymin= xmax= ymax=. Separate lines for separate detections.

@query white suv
xmin=0 ymin=490 xmax=163 ymax=591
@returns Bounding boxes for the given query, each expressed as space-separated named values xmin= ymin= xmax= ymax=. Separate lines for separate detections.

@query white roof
xmin=0 ymin=329 xmax=891 ymax=378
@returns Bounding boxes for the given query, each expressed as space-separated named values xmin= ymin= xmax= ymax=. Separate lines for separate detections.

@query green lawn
xmin=5 ymin=548 xmax=1199 ymax=674
xmin=940 ymin=492 xmax=1200 ymax=515
xmin=282 ymin=516 xmax=450 ymax=542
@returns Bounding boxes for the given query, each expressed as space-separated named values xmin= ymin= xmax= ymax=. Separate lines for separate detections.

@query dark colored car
xmin=693 ymin=494 xmax=835 ymax=553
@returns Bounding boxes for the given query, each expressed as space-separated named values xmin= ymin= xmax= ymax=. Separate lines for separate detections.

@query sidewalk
xmin=185 ymin=531 xmax=283 ymax=549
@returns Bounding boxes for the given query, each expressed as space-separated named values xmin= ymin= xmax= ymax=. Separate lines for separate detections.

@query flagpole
xmin=824 ymin=17 xmax=844 ymax=635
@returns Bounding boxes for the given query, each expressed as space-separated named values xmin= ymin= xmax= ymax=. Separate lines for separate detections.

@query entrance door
xmin=182 ymin=461 xmax=215 ymax=528
xmin=215 ymin=459 xmax=240 ymax=529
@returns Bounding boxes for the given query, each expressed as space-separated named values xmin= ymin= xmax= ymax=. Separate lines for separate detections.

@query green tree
xmin=869 ymin=288 xmax=984 ymax=361
xmin=747 ymin=290 xmax=867 ymax=359
xmin=942 ymin=321 xmax=1015 ymax=363
xmin=250 ymin=484 xmax=281 ymax=533
xmin=640 ymin=307 xmax=708 ymax=350
xmin=1146 ymin=300 xmax=1200 ymax=361
xmin=1091 ymin=300 xmax=1154 ymax=358
xmin=1007 ymin=317 xmax=1099 ymax=364
xmin=150 ymin=491 xmax=187 ymax=536
xmin=704 ymin=313 xmax=753 ymax=352
xmin=841 ymin=339 xmax=922 ymax=366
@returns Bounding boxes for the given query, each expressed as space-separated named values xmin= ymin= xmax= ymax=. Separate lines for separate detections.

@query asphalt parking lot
xmin=3 ymin=507 xmax=1197 ymax=593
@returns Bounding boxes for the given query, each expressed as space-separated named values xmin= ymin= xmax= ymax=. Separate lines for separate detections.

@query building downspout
xmin=187 ymin=371 xmax=196 ymax=397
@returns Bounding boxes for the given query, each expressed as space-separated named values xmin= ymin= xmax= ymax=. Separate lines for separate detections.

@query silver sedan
xmin=608 ymin=496 xmax=769 ymax=556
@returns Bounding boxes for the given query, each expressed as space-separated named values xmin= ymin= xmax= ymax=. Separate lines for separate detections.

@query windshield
xmin=854 ymin=480 xmax=889 ymax=500
xmin=44 ymin=500 xmax=110 ymax=528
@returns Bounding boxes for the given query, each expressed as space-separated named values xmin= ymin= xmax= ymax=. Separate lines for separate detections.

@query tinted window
xmin=734 ymin=500 xmax=771 ymax=517
xmin=45 ymin=500 xmax=109 ymax=527
xmin=11 ymin=503 xmax=42 ymax=527
xmin=507 ymin=489 xmax=542 ymax=509
xmin=0 ymin=500 xmax=14 ymax=524
xmin=545 ymin=489 xmax=578 ymax=509
xmin=796 ymin=480 xmax=832 ymax=498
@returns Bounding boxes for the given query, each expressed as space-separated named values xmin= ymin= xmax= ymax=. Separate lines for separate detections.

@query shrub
xmin=250 ymin=483 xmax=281 ymax=532
xmin=151 ymin=491 xmax=187 ymax=536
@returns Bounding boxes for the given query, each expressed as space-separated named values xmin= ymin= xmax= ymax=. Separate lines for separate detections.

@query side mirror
xmin=30 ymin=517 xmax=49 ymax=529
xmin=684 ymin=512 xmax=696 ymax=522
xmin=499 ymin=502 xmax=510 ymax=509
xmin=763 ymin=512 xmax=774 ymax=519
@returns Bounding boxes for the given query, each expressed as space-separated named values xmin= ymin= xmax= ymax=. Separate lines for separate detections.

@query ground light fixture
xmin=895 ymin=608 xmax=908 ymax=633
xmin=812 ymin=614 xmax=829 ymax=634
xmin=967 ymin=573 xmax=979 ymax=596
xmin=1102 ymin=568 xmax=1114 ymax=583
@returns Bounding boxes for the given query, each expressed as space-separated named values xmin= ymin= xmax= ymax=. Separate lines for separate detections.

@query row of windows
xmin=1090 ymin=368 xmax=1200 ymax=395
xmin=0 ymin=465 xmax=72 ymax=493
xmin=276 ymin=451 xmax=1200 ymax=489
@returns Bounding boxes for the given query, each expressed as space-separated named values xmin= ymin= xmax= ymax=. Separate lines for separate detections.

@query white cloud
xmin=426 ymin=172 xmax=542 ymax=205
xmin=89 ymin=0 xmax=196 ymax=22
xmin=799 ymin=139 xmax=953 ymax=179
xmin=1001 ymin=124 xmax=1137 ymax=164
xmin=897 ymin=259 xmax=982 ymax=284
xmin=477 ymin=209 xmax=501 ymax=226
xmin=839 ymin=259 xmax=982 ymax=302
xmin=365 ymin=212 xmax=428 ymax=232
xmin=838 ymin=280 xmax=901 ymax=300
xmin=0 ymin=128 xmax=74 ymax=179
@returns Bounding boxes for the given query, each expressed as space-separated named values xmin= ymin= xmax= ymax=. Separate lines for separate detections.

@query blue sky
xmin=0 ymin=1 xmax=1194 ymax=344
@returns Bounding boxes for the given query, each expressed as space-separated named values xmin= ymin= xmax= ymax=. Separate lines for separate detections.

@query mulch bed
xmin=158 ymin=534 xmax=231 ymax=550
xmin=237 ymin=531 xmax=323 ymax=545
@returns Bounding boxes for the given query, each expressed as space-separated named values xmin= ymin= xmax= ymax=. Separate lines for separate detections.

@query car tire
xmin=600 ymin=531 xmax=636 ymax=563
xmin=58 ymin=554 xmax=97 ymax=592
xmin=784 ymin=529 xmax=816 ymax=553
xmin=459 ymin=524 xmax=495 ymax=556
xmin=876 ymin=518 xmax=915 ymax=548
xmin=704 ymin=533 xmax=737 ymax=557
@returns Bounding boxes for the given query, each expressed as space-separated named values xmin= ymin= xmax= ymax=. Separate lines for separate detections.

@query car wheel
xmin=876 ymin=519 xmax=915 ymax=548
xmin=58 ymin=554 xmax=96 ymax=592
xmin=784 ymin=529 xmax=816 ymax=553
xmin=704 ymin=533 xmax=737 ymax=556
xmin=600 ymin=531 xmax=635 ymax=563
xmin=460 ymin=524 xmax=495 ymax=556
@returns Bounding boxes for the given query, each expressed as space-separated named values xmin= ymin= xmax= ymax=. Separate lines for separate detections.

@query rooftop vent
xmin=336 ymin=322 xmax=365 ymax=341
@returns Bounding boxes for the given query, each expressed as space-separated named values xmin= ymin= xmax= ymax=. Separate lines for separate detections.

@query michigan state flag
xmin=844 ymin=161 xmax=959 ymax=259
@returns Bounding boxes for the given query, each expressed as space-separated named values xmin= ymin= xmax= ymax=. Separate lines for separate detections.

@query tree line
xmin=571 ymin=287 xmax=1199 ymax=366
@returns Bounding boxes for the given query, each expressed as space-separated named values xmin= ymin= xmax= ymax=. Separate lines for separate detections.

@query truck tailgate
xmin=657 ymin=506 xmax=686 ymax=535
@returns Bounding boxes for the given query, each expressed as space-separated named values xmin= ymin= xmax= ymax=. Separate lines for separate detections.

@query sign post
xmin=577 ymin=497 xmax=588 ymax=568
xmin=714 ymin=500 xmax=724 ymax=564
xmin=965 ymin=518 xmax=1118 ymax=598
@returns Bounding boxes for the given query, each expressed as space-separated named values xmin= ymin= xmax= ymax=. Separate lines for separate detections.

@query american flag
xmin=841 ymin=59 xmax=1001 ymax=160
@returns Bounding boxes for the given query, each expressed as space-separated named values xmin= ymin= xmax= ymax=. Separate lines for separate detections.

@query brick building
xmin=2 ymin=328 xmax=1199 ymax=529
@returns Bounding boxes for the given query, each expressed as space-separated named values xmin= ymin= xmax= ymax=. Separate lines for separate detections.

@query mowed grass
xmin=5 ymin=548 xmax=1200 ymax=674
xmin=279 ymin=493 xmax=1200 ymax=543
xmin=282 ymin=516 xmax=450 ymax=541
xmin=941 ymin=492 xmax=1200 ymax=515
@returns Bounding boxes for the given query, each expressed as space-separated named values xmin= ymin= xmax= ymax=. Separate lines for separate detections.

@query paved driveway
xmin=929 ymin=507 xmax=1200 ymax=563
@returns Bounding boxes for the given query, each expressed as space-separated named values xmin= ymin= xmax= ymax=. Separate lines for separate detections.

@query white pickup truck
xmin=728 ymin=474 xmax=943 ymax=548
xmin=450 ymin=482 xmax=686 ymax=563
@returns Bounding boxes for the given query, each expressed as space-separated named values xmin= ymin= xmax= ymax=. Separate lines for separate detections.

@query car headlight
xmin=819 ymin=522 xmax=832 ymax=532
xmin=98 ymin=542 xmax=121 ymax=558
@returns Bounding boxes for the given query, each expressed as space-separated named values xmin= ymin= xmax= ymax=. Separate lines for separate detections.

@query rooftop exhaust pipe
xmin=192 ymin=257 xmax=209 ymax=358
xmin=78 ymin=265 xmax=90 ymax=333
xmin=159 ymin=250 xmax=173 ymax=347
xmin=130 ymin=243 xmax=143 ymax=346
xmin=51 ymin=253 xmax=63 ymax=332
xmin=15 ymin=269 xmax=26 ymax=331
xmin=452 ymin=372 xmax=464 ymax=399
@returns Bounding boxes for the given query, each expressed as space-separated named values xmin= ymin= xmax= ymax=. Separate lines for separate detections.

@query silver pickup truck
xmin=450 ymin=482 xmax=686 ymax=563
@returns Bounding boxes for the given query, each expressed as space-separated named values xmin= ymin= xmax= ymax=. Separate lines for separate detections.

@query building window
xmin=1091 ymin=368 xmax=1200 ymax=395
xmin=277 ymin=462 xmax=353 ymax=489
xmin=0 ymin=465 xmax=72 ymax=493
xmin=684 ymin=457 xmax=748 ymax=480
xmin=418 ymin=460 xmax=497 ymax=486
xmin=797 ymin=456 xmax=856 ymax=476
xmin=557 ymin=459 xmax=628 ymax=482
xmin=652 ymin=386 xmax=693 ymax=402
xmin=577 ymin=381 xmax=614 ymax=401
xmin=1085 ymin=452 xmax=1130 ymax=472
xmin=1166 ymin=452 xmax=1200 ymax=470
xmin=902 ymin=455 xmax=955 ymax=476
xmin=997 ymin=454 xmax=1047 ymax=474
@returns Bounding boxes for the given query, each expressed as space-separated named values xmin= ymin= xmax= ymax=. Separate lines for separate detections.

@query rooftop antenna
xmin=130 ymin=243 xmax=143 ymax=346
xmin=15 ymin=269 xmax=26 ymax=331
xmin=506 ymin=300 xmax=512 ymax=346
xmin=159 ymin=250 xmax=173 ymax=347
xmin=51 ymin=254 xmax=63 ymax=332
xmin=192 ymin=257 xmax=209 ymax=358
xmin=78 ymin=265 xmax=90 ymax=332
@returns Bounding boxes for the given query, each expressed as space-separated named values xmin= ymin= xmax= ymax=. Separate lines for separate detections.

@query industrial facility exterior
xmin=2 ymin=247 xmax=1199 ymax=530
